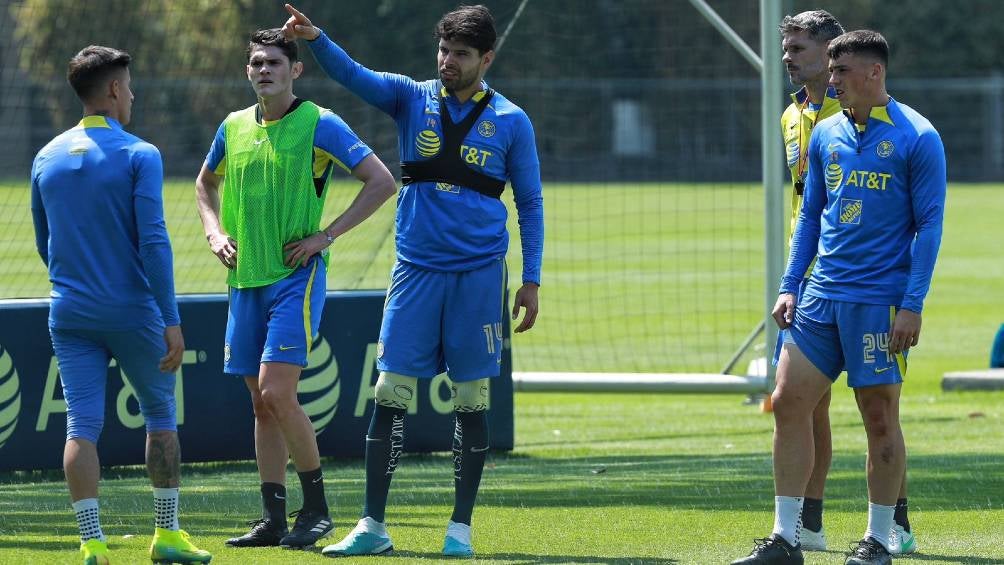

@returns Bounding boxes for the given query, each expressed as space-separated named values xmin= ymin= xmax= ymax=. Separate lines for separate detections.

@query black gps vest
xmin=400 ymin=89 xmax=506 ymax=199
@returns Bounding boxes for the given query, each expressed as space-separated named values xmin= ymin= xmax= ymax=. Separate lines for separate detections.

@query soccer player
xmin=194 ymin=29 xmax=397 ymax=548
xmin=31 ymin=46 xmax=211 ymax=564
xmin=282 ymin=3 xmax=543 ymax=558
xmin=733 ymin=30 xmax=945 ymax=565
xmin=777 ymin=11 xmax=916 ymax=556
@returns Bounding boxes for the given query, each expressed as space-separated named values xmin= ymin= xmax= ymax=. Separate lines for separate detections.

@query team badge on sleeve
xmin=876 ymin=140 xmax=894 ymax=158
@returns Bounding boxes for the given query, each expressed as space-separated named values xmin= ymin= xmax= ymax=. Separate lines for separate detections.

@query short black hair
xmin=66 ymin=45 xmax=131 ymax=102
xmin=435 ymin=5 xmax=496 ymax=55
xmin=779 ymin=10 xmax=844 ymax=42
xmin=247 ymin=28 xmax=298 ymax=63
xmin=828 ymin=30 xmax=889 ymax=66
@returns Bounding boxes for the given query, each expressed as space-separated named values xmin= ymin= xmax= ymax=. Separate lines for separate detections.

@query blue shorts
xmin=787 ymin=294 xmax=907 ymax=388
xmin=50 ymin=324 xmax=176 ymax=442
xmin=224 ymin=255 xmax=326 ymax=376
xmin=377 ymin=259 xmax=506 ymax=382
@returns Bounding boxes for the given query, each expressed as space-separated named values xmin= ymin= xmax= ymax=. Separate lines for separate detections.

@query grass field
xmin=0 ymin=181 xmax=1002 ymax=563
xmin=0 ymin=388 xmax=1001 ymax=564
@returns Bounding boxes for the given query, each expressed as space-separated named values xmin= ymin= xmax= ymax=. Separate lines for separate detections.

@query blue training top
xmin=31 ymin=115 xmax=179 ymax=330
xmin=307 ymin=31 xmax=544 ymax=285
xmin=781 ymin=97 xmax=946 ymax=313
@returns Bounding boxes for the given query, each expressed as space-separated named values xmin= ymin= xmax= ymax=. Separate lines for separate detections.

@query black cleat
xmin=845 ymin=537 xmax=892 ymax=565
xmin=732 ymin=534 xmax=804 ymax=565
xmin=226 ymin=518 xmax=288 ymax=547
xmin=279 ymin=508 xmax=334 ymax=548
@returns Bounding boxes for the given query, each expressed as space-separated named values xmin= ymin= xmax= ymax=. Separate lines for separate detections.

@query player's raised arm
xmin=283 ymin=4 xmax=414 ymax=116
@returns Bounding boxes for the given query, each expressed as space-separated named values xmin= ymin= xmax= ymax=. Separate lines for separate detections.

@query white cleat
xmin=798 ymin=526 xmax=827 ymax=551
xmin=888 ymin=523 xmax=917 ymax=555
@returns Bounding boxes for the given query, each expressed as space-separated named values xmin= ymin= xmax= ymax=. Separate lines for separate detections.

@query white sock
xmin=446 ymin=520 xmax=471 ymax=546
xmin=771 ymin=496 xmax=803 ymax=547
xmin=153 ymin=487 xmax=180 ymax=531
xmin=72 ymin=498 xmax=106 ymax=543
xmin=864 ymin=501 xmax=895 ymax=550
xmin=357 ymin=516 xmax=388 ymax=537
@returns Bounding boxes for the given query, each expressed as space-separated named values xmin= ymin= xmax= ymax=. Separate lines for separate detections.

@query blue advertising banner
xmin=0 ymin=292 xmax=513 ymax=471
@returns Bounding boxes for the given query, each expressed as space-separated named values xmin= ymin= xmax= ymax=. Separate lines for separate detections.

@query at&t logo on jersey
xmin=416 ymin=130 xmax=441 ymax=157
xmin=298 ymin=336 xmax=340 ymax=436
xmin=825 ymin=162 xmax=844 ymax=191
xmin=0 ymin=345 xmax=21 ymax=451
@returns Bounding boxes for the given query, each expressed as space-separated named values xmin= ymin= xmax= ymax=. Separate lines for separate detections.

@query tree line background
xmin=2 ymin=0 xmax=1003 ymax=180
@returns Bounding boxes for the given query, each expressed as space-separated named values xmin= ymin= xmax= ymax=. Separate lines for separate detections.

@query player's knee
xmin=259 ymin=385 xmax=296 ymax=416
xmin=66 ymin=413 xmax=103 ymax=444
xmin=374 ymin=372 xmax=417 ymax=410
xmin=859 ymin=397 xmax=895 ymax=437
xmin=452 ymin=379 xmax=490 ymax=413
xmin=770 ymin=387 xmax=809 ymax=420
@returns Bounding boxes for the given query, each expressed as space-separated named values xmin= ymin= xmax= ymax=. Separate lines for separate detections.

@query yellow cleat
xmin=149 ymin=528 xmax=212 ymax=564
xmin=80 ymin=538 xmax=110 ymax=565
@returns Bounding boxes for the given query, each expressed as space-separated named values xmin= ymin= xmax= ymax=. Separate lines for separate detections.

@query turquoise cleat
xmin=442 ymin=535 xmax=474 ymax=558
xmin=321 ymin=518 xmax=393 ymax=557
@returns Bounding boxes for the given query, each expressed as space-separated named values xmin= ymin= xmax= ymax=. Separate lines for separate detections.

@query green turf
xmin=0 ymin=387 xmax=1001 ymax=564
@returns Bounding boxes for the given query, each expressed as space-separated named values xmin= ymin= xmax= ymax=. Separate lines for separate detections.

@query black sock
xmin=894 ymin=498 xmax=910 ymax=532
xmin=801 ymin=497 xmax=823 ymax=532
xmin=260 ymin=482 xmax=287 ymax=527
xmin=450 ymin=410 xmax=489 ymax=525
xmin=296 ymin=467 xmax=328 ymax=515
xmin=363 ymin=404 xmax=406 ymax=523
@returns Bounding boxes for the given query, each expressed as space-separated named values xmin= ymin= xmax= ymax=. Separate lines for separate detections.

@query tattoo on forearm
xmin=146 ymin=431 xmax=181 ymax=488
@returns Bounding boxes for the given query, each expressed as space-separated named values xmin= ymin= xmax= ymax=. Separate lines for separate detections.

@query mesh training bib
xmin=221 ymin=101 xmax=324 ymax=288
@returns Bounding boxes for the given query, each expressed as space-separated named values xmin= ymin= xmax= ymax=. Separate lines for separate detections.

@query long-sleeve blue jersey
xmin=781 ymin=97 xmax=946 ymax=313
xmin=308 ymin=31 xmax=544 ymax=284
xmin=31 ymin=115 xmax=179 ymax=330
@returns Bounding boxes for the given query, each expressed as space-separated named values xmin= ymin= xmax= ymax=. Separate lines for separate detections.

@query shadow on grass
xmin=452 ymin=552 xmax=677 ymax=564
xmin=898 ymin=554 xmax=1004 ymax=564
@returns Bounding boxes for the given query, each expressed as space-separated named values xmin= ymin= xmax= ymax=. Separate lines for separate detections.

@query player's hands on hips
xmin=160 ymin=325 xmax=185 ymax=373
xmin=772 ymin=293 xmax=796 ymax=329
xmin=207 ymin=231 xmax=237 ymax=269
xmin=283 ymin=4 xmax=320 ymax=40
xmin=283 ymin=232 xmax=329 ymax=268
xmin=512 ymin=283 xmax=539 ymax=333
xmin=890 ymin=309 xmax=921 ymax=354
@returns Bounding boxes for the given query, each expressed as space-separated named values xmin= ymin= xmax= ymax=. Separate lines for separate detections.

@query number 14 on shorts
xmin=482 ymin=323 xmax=503 ymax=354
